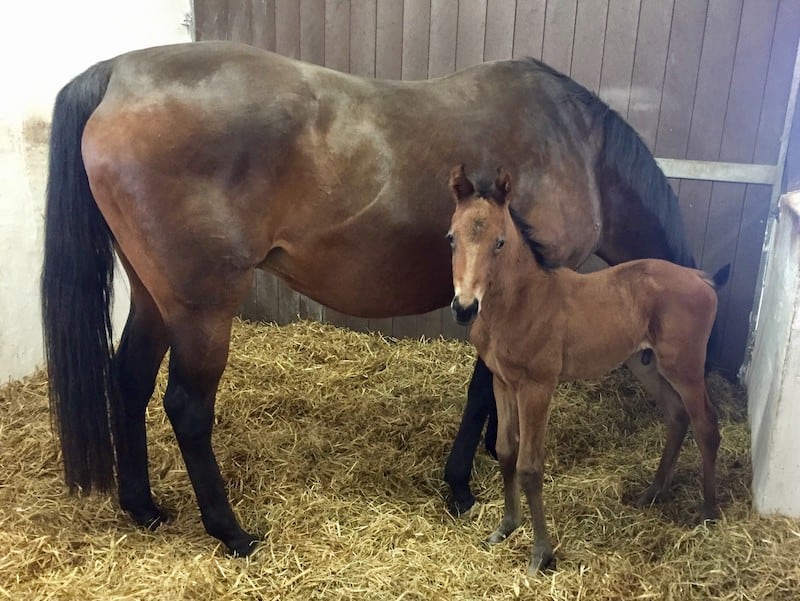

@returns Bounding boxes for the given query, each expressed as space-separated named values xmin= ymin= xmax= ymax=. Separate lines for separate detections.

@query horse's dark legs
xmin=111 ymin=266 xmax=167 ymax=529
xmin=163 ymin=309 xmax=257 ymax=556
xmin=112 ymin=276 xmax=169 ymax=528
xmin=443 ymin=357 xmax=495 ymax=515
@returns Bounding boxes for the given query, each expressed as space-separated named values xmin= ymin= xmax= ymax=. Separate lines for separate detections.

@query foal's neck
xmin=484 ymin=220 xmax=554 ymax=315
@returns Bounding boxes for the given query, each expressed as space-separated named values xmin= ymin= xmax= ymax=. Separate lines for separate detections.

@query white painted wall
xmin=0 ymin=1 xmax=193 ymax=383
xmin=746 ymin=191 xmax=800 ymax=517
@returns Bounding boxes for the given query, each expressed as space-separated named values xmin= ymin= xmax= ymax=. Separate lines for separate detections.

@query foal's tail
xmin=41 ymin=60 xmax=116 ymax=493
xmin=702 ymin=264 xmax=731 ymax=290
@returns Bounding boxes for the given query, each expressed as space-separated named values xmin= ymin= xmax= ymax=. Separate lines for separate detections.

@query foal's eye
xmin=446 ymin=232 xmax=455 ymax=247
xmin=495 ymin=238 xmax=505 ymax=250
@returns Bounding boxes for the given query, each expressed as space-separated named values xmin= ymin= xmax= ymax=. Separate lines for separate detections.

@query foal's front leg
xmin=516 ymin=381 xmax=557 ymax=573
xmin=485 ymin=380 xmax=522 ymax=544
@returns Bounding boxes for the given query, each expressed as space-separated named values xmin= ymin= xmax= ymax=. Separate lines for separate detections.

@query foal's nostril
xmin=451 ymin=297 xmax=479 ymax=325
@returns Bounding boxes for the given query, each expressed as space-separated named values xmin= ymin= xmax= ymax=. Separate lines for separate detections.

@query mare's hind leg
xmin=112 ymin=266 xmax=169 ymax=528
xmin=162 ymin=306 xmax=257 ymax=556
xmin=444 ymin=357 xmax=495 ymax=515
xmin=625 ymin=356 xmax=689 ymax=506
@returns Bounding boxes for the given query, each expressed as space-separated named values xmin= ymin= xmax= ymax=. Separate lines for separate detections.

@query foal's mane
xmin=471 ymin=174 xmax=555 ymax=271
xmin=508 ymin=207 xmax=556 ymax=271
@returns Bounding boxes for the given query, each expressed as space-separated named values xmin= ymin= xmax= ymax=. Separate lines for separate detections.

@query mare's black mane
xmin=520 ymin=57 xmax=696 ymax=268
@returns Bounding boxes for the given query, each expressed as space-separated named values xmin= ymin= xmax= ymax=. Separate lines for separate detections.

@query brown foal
xmin=446 ymin=165 xmax=721 ymax=573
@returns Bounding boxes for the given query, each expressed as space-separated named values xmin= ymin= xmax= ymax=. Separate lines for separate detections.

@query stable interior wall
xmin=746 ymin=191 xmax=800 ymax=517
xmin=0 ymin=1 xmax=193 ymax=383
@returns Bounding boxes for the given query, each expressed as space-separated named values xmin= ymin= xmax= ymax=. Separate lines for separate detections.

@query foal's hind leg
xmin=625 ymin=356 xmax=689 ymax=506
xmin=112 ymin=265 xmax=169 ymax=528
xmin=668 ymin=380 xmax=720 ymax=521
xmin=162 ymin=307 xmax=257 ymax=556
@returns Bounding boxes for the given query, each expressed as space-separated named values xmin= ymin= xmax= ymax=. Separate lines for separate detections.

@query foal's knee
xmin=517 ymin=465 xmax=544 ymax=495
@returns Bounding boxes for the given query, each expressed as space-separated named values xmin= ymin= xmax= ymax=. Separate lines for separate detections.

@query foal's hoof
xmin=225 ymin=532 xmax=260 ymax=558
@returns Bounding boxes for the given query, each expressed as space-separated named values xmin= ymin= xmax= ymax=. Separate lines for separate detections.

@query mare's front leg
xmin=162 ymin=307 xmax=258 ymax=556
xmin=516 ymin=380 xmax=557 ymax=573
xmin=485 ymin=378 xmax=522 ymax=544
xmin=444 ymin=357 xmax=495 ymax=515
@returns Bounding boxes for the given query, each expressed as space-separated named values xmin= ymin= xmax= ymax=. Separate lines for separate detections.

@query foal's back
xmin=550 ymin=259 xmax=717 ymax=381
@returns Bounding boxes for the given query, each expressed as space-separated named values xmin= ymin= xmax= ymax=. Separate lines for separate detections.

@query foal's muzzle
xmin=451 ymin=296 xmax=479 ymax=325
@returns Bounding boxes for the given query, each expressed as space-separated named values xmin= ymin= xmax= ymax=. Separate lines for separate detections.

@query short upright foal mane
xmin=446 ymin=165 xmax=721 ymax=574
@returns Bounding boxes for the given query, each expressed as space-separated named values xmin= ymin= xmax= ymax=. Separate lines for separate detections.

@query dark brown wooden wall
xmin=194 ymin=0 xmax=800 ymax=377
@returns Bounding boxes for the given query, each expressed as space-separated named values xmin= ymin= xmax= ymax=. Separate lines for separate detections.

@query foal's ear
xmin=493 ymin=167 xmax=512 ymax=204
xmin=449 ymin=164 xmax=475 ymax=202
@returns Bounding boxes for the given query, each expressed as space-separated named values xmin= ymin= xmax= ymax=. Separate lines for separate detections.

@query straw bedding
xmin=1 ymin=318 xmax=798 ymax=600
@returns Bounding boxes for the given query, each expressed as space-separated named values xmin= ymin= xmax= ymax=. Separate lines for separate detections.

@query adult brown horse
xmin=446 ymin=165 xmax=721 ymax=573
xmin=41 ymin=41 xmax=695 ymax=555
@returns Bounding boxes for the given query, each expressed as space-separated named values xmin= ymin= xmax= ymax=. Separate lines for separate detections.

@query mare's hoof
xmin=701 ymin=504 xmax=720 ymax=524
xmin=447 ymin=493 xmax=476 ymax=517
xmin=128 ymin=504 xmax=170 ymax=531
xmin=226 ymin=533 xmax=260 ymax=558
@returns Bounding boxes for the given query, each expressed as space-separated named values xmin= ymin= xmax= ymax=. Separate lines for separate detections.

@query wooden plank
xmin=300 ymin=0 xmax=325 ymax=65
xmin=402 ymin=0 xmax=431 ymax=80
xmin=195 ymin=0 xmax=228 ymax=41
xmin=275 ymin=0 xmax=300 ymax=58
xmin=541 ymin=0 xmax=576 ymax=74
xmin=707 ymin=0 xmax=781 ymax=374
xmin=513 ymin=0 xmax=546 ymax=60
xmin=440 ymin=305 xmax=468 ymax=341
xmin=345 ymin=1 xmax=379 ymax=333
xmin=350 ymin=0 xmax=377 ymax=77
xmin=376 ymin=0 xmax=403 ymax=79
xmin=417 ymin=309 xmax=443 ymax=340
xmin=656 ymin=159 xmax=776 ymax=184
xmin=653 ymin=0 xmax=710 ymax=261
xmin=391 ymin=315 xmax=418 ymax=339
xmin=428 ymin=0 xmax=459 ymax=78
xmin=627 ymin=0 xmax=673 ymax=148
xmin=598 ymin=0 xmax=640 ymax=117
xmin=253 ymin=270 xmax=279 ymax=323
xmin=227 ymin=0 xmax=253 ymax=43
xmin=251 ymin=0 xmax=276 ymax=51
xmin=455 ymin=0 xmax=487 ymax=70
xmin=570 ymin=0 xmax=608 ymax=92
xmin=483 ymin=0 xmax=516 ymax=62
xmin=325 ymin=0 xmax=350 ymax=72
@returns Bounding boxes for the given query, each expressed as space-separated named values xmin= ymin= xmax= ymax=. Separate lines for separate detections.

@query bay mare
xmin=41 ymin=41 xmax=695 ymax=555
xmin=447 ymin=165 xmax=721 ymax=573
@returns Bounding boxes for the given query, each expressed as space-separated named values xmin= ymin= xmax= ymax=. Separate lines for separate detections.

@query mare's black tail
xmin=41 ymin=60 xmax=116 ymax=493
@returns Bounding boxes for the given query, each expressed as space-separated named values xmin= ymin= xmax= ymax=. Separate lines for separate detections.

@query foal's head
xmin=447 ymin=164 xmax=514 ymax=325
